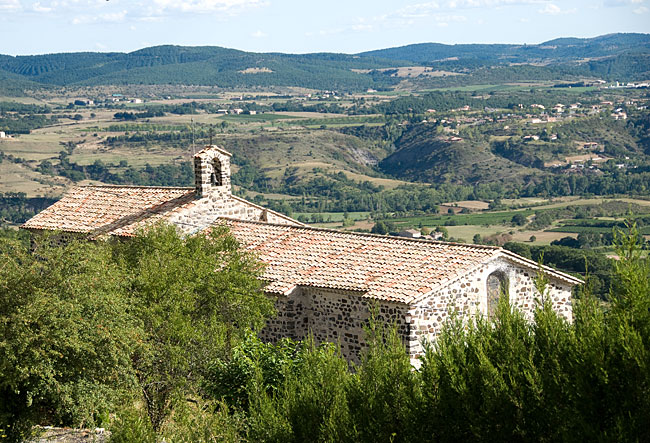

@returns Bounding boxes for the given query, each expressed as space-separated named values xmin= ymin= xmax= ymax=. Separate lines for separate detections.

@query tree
xmin=111 ymin=223 xmax=271 ymax=432
xmin=511 ymin=213 xmax=527 ymax=226
xmin=0 ymin=234 xmax=139 ymax=442
xmin=371 ymin=221 xmax=396 ymax=235
xmin=0 ymin=224 xmax=271 ymax=439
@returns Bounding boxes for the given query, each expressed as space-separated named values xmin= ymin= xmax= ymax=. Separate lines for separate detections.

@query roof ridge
xmin=77 ymin=185 xmax=195 ymax=190
xmin=229 ymin=194 xmax=307 ymax=227
xmin=218 ymin=216 xmax=502 ymax=250
xmin=500 ymin=249 xmax=584 ymax=284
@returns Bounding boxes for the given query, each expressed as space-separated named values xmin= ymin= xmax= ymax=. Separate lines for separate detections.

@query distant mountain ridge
xmin=359 ymin=33 xmax=650 ymax=65
xmin=0 ymin=33 xmax=648 ymax=93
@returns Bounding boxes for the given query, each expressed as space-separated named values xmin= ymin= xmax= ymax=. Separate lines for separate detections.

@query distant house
xmin=23 ymin=146 xmax=580 ymax=366
xmin=231 ymin=108 xmax=244 ymax=115
xmin=531 ymin=104 xmax=545 ymax=110
xmin=523 ymin=135 xmax=540 ymax=141
xmin=398 ymin=229 xmax=421 ymax=239
xmin=247 ymin=110 xmax=257 ymax=115
xmin=131 ymin=98 xmax=143 ymax=104
xmin=0 ymin=131 xmax=5 ymax=138
xmin=216 ymin=109 xmax=229 ymax=115
xmin=449 ymin=136 xmax=463 ymax=142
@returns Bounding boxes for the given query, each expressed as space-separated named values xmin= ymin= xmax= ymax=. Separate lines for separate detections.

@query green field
xmin=387 ymin=209 xmax=533 ymax=228
xmin=299 ymin=115 xmax=386 ymax=126
xmin=220 ymin=113 xmax=301 ymax=122
xmin=294 ymin=211 xmax=371 ymax=222
xmin=549 ymin=225 xmax=650 ymax=235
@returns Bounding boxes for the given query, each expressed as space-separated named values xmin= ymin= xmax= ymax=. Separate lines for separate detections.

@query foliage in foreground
xmin=0 ymin=224 xmax=269 ymax=441
xmin=1 ymin=226 xmax=649 ymax=442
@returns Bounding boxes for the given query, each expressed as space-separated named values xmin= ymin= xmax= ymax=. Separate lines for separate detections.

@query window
xmin=487 ymin=271 xmax=507 ymax=319
xmin=210 ymin=158 xmax=222 ymax=186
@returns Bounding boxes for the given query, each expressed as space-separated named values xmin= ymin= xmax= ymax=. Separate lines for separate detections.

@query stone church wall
xmin=260 ymin=256 xmax=574 ymax=367
xmin=407 ymin=256 xmax=574 ymax=365
xmin=260 ymin=286 xmax=410 ymax=364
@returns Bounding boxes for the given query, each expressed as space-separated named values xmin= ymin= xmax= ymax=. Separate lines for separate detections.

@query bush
xmin=0 ymin=235 xmax=138 ymax=442
xmin=109 ymin=406 xmax=156 ymax=443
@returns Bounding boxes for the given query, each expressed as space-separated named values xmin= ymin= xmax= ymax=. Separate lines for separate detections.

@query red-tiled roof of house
xmin=22 ymin=185 xmax=197 ymax=236
xmin=22 ymin=184 xmax=581 ymax=304
xmin=22 ymin=184 xmax=304 ymax=237
xmin=217 ymin=218 xmax=542 ymax=304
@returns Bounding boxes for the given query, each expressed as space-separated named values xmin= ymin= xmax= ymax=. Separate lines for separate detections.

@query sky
xmin=0 ymin=0 xmax=649 ymax=55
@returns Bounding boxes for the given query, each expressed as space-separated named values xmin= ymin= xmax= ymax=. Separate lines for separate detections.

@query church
xmin=22 ymin=145 xmax=581 ymax=365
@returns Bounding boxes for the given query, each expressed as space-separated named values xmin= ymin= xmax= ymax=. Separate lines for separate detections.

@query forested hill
xmin=0 ymin=46 xmax=405 ymax=91
xmin=359 ymin=33 xmax=650 ymax=65
xmin=0 ymin=33 xmax=648 ymax=92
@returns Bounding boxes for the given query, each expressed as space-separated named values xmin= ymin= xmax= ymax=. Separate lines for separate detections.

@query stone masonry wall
xmin=194 ymin=147 xmax=231 ymax=198
xmin=260 ymin=256 xmax=574 ymax=367
xmin=407 ymin=255 xmax=574 ymax=366
xmin=260 ymin=287 xmax=410 ymax=364
xmin=168 ymin=191 xmax=299 ymax=234
xmin=168 ymin=146 xmax=301 ymax=233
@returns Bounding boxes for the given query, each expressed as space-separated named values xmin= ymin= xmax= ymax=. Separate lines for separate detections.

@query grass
xmin=0 ymin=162 xmax=66 ymax=196
xmin=549 ymin=225 xmax=650 ymax=235
xmin=386 ymin=209 xmax=532 ymax=228
xmin=423 ymin=84 xmax=532 ymax=93
xmin=294 ymin=211 xmax=371 ymax=222
xmin=299 ymin=115 xmax=386 ymax=126
xmin=547 ymin=86 xmax=598 ymax=93
xmin=445 ymin=225 xmax=511 ymax=242
xmin=219 ymin=113 xmax=301 ymax=122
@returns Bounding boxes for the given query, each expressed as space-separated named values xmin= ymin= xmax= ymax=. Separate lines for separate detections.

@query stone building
xmin=23 ymin=145 xmax=581 ymax=365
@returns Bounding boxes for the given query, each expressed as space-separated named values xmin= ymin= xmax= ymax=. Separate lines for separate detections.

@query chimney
xmin=194 ymin=145 xmax=232 ymax=198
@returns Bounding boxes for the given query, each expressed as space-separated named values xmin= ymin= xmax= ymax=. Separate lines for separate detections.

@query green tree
xmin=511 ymin=213 xmax=527 ymax=226
xmin=371 ymin=220 xmax=395 ymax=235
xmin=0 ymin=234 xmax=138 ymax=442
xmin=111 ymin=223 xmax=271 ymax=432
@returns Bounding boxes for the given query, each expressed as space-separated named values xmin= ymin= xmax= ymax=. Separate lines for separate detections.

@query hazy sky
xmin=0 ymin=0 xmax=649 ymax=55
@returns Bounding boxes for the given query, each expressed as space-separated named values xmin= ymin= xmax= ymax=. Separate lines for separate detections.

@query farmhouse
xmin=22 ymin=145 xmax=581 ymax=365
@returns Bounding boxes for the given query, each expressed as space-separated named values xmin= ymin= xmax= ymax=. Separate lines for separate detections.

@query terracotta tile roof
xmin=217 ymin=218 xmax=505 ymax=304
xmin=22 ymin=185 xmax=197 ymax=236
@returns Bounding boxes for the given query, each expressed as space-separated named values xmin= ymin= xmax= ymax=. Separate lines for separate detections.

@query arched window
xmin=210 ymin=158 xmax=222 ymax=186
xmin=487 ymin=271 xmax=507 ymax=319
